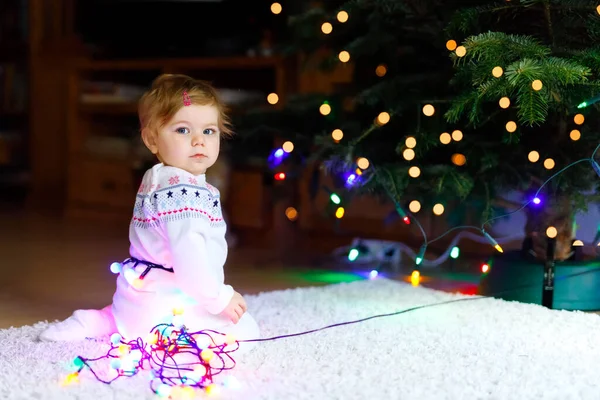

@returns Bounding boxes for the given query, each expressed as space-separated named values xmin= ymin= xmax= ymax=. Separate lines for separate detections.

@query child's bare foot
xmin=39 ymin=306 xmax=117 ymax=342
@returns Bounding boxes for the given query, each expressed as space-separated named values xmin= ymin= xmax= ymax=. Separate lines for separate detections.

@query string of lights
xmin=393 ymin=144 xmax=600 ymax=268
xmin=305 ymin=142 xmax=600 ymax=279
xmin=65 ymin=156 xmax=600 ymax=395
xmin=69 ymin=134 xmax=600 ymax=396
xmin=268 ymin=131 xmax=600 ymax=270
xmin=331 ymin=230 xmax=524 ymax=268
xmin=66 ymin=264 xmax=600 ymax=397
xmin=64 ymin=320 xmax=241 ymax=398
xmin=238 ymin=262 xmax=600 ymax=345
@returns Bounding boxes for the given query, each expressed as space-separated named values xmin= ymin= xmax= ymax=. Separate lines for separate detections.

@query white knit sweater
xmin=111 ymin=163 xmax=234 ymax=338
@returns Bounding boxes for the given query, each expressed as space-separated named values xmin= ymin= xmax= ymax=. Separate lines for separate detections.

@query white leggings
xmin=40 ymin=304 xmax=260 ymax=358
xmin=75 ymin=304 xmax=259 ymax=354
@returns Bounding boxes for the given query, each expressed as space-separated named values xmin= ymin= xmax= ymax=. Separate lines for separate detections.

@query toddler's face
xmin=150 ymin=104 xmax=221 ymax=175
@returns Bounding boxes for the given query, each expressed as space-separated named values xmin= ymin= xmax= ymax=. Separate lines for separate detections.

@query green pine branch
xmin=447 ymin=2 xmax=517 ymax=34
xmin=549 ymin=0 xmax=598 ymax=8
xmin=456 ymin=32 xmax=550 ymax=64
xmin=446 ymin=32 xmax=594 ymax=126
xmin=515 ymin=84 xmax=548 ymax=126
xmin=240 ymin=0 xmax=600 ymax=225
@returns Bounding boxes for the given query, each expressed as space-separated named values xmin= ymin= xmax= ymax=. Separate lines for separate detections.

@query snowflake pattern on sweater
xmin=132 ymin=172 xmax=224 ymax=229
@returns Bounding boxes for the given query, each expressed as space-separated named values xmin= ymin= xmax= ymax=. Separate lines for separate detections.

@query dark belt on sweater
xmin=122 ymin=257 xmax=174 ymax=279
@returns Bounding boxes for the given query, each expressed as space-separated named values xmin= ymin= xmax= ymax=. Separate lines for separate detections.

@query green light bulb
xmin=450 ymin=246 xmax=460 ymax=259
xmin=73 ymin=356 xmax=84 ymax=369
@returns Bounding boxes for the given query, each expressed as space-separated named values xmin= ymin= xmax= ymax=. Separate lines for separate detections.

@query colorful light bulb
xmin=410 ymin=270 xmax=420 ymax=287
xmin=415 ymin=245 xmax=426 ymax=265
xmin=110 ymin=262 xmax=122 ymax=274
xmin=450 ymin=246 xmax=460 ymax=259
xmin=482 ymin=230 xmax=503 ymax=253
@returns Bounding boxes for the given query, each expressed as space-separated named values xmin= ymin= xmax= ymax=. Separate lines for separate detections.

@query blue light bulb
xmin=110 ymin=262 xmax=122 ymax=274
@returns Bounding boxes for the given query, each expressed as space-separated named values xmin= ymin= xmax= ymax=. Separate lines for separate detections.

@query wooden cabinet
xmin=228 ymin=169 xmax=268 ymax=229
xmin=0 ymin=1 xmax=29 ymax=171
xmin=67 ymin=158 xmax=133 ymax=210
xmin=297 ymin=163 xmax=411 ymax=237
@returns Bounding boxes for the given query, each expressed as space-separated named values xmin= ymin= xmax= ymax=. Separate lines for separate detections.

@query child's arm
xmin=154 ymin=170 xmax=234 ymax=315
xmin=164 ymin=217 xmax=234 ymax=314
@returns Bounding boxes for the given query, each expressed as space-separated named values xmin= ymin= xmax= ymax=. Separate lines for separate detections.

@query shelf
xmin=0 ymin=110 xmax=26 ymax=117
xmin=70 ymin=153 xmax=133 ymax=165
xmin=79 ymin=101 xmax=138 ymax=115
xmin=73 ymin=56 xmax=284 ymax=71
xmin=0 ymin=41 xmax=28 ymax=62
xmin=78 ymin=101 xmax=278 ymax=115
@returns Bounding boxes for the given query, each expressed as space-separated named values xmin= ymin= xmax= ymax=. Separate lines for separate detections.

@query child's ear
xmin=141 ymin=128 xmax=159 ymax=155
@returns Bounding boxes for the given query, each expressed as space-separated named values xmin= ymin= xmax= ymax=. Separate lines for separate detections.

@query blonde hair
xmin=138 ymin=74 xmax=233 ymax=137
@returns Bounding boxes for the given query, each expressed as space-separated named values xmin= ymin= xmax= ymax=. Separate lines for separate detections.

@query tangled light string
xmin=64 ymin=320 xmax=241 ymax=398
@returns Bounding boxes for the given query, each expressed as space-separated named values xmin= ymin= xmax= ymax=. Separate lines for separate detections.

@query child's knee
xmin=229 ymin=313 xmax=259 ymax=342
xmin=241 ymin=314 xmax=260 ymax=340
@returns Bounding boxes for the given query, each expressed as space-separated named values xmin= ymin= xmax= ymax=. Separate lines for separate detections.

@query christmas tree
xmin=235 ymin=0 xmax=600 ymax=261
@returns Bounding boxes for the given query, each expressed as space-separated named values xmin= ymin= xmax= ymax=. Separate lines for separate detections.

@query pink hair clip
xmin=183 ymin=91 xmax=191 ymax=106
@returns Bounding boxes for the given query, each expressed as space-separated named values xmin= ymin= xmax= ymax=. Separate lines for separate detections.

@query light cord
xmin=332 ymin=230 xmax=523 ymax=267
xmin=370 ymin=144 xmax=600 ymax=265
xmin=239 ymin=265 xmax=600 ymax=344
xmin=482 ymin=158 xmax=591 ymax=228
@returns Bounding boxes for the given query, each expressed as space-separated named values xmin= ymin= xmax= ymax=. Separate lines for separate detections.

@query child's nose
xmin=191 ymin=133 xmax=205 ymax=146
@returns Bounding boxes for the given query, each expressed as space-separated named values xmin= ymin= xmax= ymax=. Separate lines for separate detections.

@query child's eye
xmin=203 ymin=128 xmax=217 ymax=135
xmin=175 ymin=127 xmax=190 ymax=134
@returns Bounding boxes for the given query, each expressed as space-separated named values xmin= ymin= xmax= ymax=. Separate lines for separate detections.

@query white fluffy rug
xmin=2 ymin=278 xmax=600 ymax=400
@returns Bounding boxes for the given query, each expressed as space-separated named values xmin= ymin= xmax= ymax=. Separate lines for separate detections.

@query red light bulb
xmin=481 ymin=263 xmax=490 ymax=273
xmin=403 ymin=216 xmax=410 ymax=224
xmin=275 ymin=172 xmax=286 ymax=180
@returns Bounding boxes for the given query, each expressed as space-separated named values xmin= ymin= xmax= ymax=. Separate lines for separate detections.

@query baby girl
xmin=40 ymin=74 xmax=259 ymax=350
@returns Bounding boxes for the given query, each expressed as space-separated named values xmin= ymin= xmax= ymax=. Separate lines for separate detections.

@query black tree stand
xmin=542 ymin=236 xmax=555 ymax=309
xmin=479 ymin=246 xmax=600 ymax=311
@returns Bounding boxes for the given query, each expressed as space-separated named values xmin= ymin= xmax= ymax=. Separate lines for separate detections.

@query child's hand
xmin=221 ymin=291 xmax=247 ymax=324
